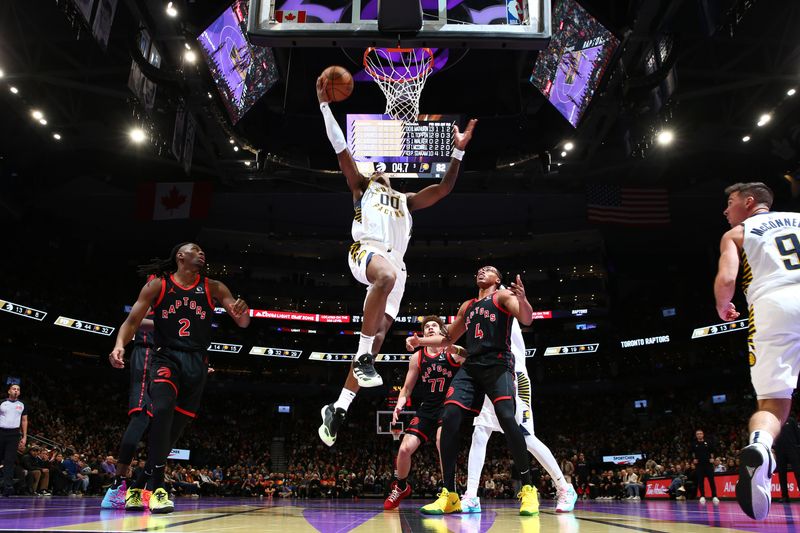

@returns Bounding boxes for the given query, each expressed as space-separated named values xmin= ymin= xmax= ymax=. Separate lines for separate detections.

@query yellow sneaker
xmin=420 ymin=488 xmax=461 ymax=515
xmin=148 ymin=488 xmax=175 ymax=514
xmin=518 ymin=485 xmax=539 ymax=516
xmin=124 ymin=488 xmax=144 ymax=511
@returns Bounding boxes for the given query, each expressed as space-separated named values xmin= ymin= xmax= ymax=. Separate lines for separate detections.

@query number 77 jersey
xmin=742 ymin=211 xmax=800 ymax=304
xmin=416 ymin=347 xmax=462 ymax=412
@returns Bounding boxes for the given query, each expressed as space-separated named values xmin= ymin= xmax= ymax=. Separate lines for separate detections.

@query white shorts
xmin=473 ymin=372 xmax=534 ymax=436
xmin=749 ymin=285 xmax=800 ymax=399
xmin=347 ymin=242 xmax=407 ymax=320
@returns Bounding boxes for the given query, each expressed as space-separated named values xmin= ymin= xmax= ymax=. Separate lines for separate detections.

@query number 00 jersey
xmin=152 ymin=274 xmax=215 ymax=351
xmin=351 ymin=180 xmax=412 ymax=262
xmin=742 ymin=211 xmax=800 ymax=304
xmin=414 ymin=347 xmax=461 ymax=413
xmin=463 ymin=292 xmax=513 ymax=368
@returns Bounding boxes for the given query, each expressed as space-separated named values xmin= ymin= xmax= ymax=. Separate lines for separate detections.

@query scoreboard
xmin=347 ymin=114 xmax=458 ymax=179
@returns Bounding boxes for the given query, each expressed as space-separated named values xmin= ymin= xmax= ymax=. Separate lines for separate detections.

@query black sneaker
xmin=318 ymin=403 xmax=346 ymax=447
xmin=353 ymin=353 xmax=383 ymax=387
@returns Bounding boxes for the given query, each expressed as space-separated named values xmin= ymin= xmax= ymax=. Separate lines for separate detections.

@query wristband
xmin=452 ymin=148 xmax=465 ymax=161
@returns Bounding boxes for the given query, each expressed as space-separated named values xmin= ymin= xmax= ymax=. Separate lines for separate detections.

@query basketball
xmin=321 ymin=65 xmax=353 ymax=102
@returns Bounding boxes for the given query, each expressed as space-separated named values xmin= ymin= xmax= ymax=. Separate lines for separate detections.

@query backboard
xmin=248 ymin=0 xmax=551 ymax=49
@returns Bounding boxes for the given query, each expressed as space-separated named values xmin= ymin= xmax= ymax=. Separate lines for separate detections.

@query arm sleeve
xmin=320 ymin=103 xmax=348 ymax=154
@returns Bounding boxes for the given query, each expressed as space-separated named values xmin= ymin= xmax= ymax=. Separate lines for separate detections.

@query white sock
xmin=465 ymin=425 xmax=492 ymax=498
xmin=525 ymin=434 xmax=569 ymax=491
xmin=357 ymin=334 xmax=375 ymax=356
xmin=333 ymin=388 xmax=357 ymax=412
xmin=749 ymin=430 xmax=774 ymax=450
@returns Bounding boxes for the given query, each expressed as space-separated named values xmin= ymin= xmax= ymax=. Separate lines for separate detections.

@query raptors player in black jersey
xmin=110 ymin=243 xmax=249 ymax=513
xmin=384 ymin=316 xmax=465 ymax=510
xmin=407 ymin=266 xmax=538 ymax=516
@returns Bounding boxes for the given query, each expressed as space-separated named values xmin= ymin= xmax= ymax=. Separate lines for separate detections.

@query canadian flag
xmin=136 ymin=182 xmax=212 ymax=220
xmin=275 ymin=10 xmax=307 ymax=23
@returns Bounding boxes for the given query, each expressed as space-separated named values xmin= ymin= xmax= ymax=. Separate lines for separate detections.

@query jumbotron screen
xmin=346 ymin=114 xmax=458 ymax=179
xmin=529 ymin=0 xmax=619 ymax=127
xmin=197 ymin=1 xmax=279 ymax=124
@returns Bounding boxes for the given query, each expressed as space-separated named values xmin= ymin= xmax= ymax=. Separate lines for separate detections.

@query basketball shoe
xmin=318 ymin=403 xmax=346 ymax=446
xmin=461 ymin=495 xmax=482 ymax=513
xmin=142 ymin=489 xmax=152 ymax=505
xmin=353 ymin=354 xmax=383 ymax=387
xmin=556 ymin=484 xmax=578 ymax=513
xmin=420 ymin=488 xmax=461 ymax=515
xmin=101 ymin=479 xmax=126 ymax=509
xmin=518 ymin=485 xmax=539 ymax=516
xmin=149 ymin=488 xmax=174 ymax=514
xmin=384 ymin=481 xmax=411 ymax=510
xmin=736 ymin=442 xmax=775 ymax=520
xmin=125 ymin=488 xmax=145 ymax=511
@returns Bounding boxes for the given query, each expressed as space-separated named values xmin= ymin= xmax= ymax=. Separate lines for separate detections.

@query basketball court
xmin=2 ymin=497 xmax=799 ymax=532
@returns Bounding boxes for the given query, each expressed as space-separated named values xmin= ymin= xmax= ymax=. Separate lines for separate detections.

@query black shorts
xmin=128 ymin=344 xmax=152 ymax=416
xmin=406 ymin=406 xmax=442 ymax=443
xmin=150 ymin=346 xmax=208 ymax=418
xmin=444 ymin=364 xmax=516 ymax=414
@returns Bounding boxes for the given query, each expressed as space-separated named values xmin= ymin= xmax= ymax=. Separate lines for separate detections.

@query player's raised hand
xmin=509 ymin=274 xmax=526 ymax=301
xmin=109 ymin=346 xmax=125 ymax=369
xmin=406 ymin=332 xmax=421 ymax=351
xmin=228 ymin=298 xmax=249 ymax=319
xmin=392 ymin=397 xmax=406 ymax=424
xmin=453 ymin=118 xmax=478 ymax=150
xmin=717 ymin=302 xmax=740 ymax=322
xmin=316 ymin=75 xmax=331 ymax=105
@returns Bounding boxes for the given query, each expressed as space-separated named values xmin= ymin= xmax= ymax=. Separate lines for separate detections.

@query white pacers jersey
xmin=742 ymin=211 xmax=800 ymax=304
xmin=351 ymin=180 xmax=412 ymax=262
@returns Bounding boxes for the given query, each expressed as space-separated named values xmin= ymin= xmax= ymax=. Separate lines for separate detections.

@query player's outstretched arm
xmin=110 ymin=278 xmax=161 ymax=369
xmin=393 ymin=352 xmax=421 ymax=424
xmin=500 ymin=275 xmax=533 ymax=326
xmin=407 ymin=119 xmax=477 ymax=211
xmin=714 ymin=227 xmax=743 ymax=321
xmin=209 ymin=279 xmax=251 ymax=328
xmin=317 ymin=76 xmax=368 ymax=195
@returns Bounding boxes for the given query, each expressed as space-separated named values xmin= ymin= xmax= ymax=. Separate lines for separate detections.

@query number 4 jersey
xmin=742 ymin=211 xmax=800 ymax=304
xmin=153 ymin=274 xmax=215 ymax=351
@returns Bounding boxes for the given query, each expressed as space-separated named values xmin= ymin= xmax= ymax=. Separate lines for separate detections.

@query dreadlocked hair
xmin=136 ymin=242 xmax=192 ymax=278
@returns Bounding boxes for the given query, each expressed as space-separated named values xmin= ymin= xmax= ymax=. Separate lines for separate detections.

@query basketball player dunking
xmin=384 ymin=316 xmax=465 ymax=510
xmin=316 ymin=75 xmax=477 ymax=446
xmin=715 ymin=182 xmax=800 ymax=520
xmin=110 ymin=243 xmax=249 ymax=513
xmin=407 ymin=266 xmax=539 ymax=516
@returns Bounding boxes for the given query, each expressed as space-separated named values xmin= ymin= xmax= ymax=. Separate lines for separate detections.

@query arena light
xmin=38 ymin=118 xmax=47 ymax=126
xmin=229 ymin=138 xmax=235 ymax=144
xmin=53 ymin=133 xmax=62 ymax=140
xmin=742 ymin=135 xmax=751 ymax=142
xmin=560 ymin=151 xmax=567 ymax=157
xmin=0 ymin=69 xmax=4 ymax=78
xmin=788 ymin=88 xmax=797 ymax=97
xmin=31 ymin=110 xmax=43 ymax=120
xmin=233 ymin=145 xmax=239 ymax=152
xmin=244 ymin=161 xmax=251 ymax=166
xmin=757 ymin=113 xmax=771 ymax=127
xmin=165 ymin=2 xmax=178 ymax=17
xmin=129 ymin=127 xmax=146 ymax=143
xmin=563 ymin=141 xmax=574 ymax=151
xmin=184 ymin=49 xmax=197 ymax=64
xmin=656 ymin=130 xmax=674 ymax=145
xmin=9 ymin=86 xmax=18 ymax=94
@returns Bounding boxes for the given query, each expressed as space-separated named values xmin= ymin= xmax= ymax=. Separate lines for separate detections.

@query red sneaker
xmin=142 ymin=489 xmax=152 ymax=506
xmin=384 ymin=481 xmax=412 ymax=510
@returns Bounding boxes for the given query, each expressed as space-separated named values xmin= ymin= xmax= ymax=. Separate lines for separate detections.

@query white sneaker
xmin=699 ymin=497 xmax=706 ymax=504
xmin=736 ymin=442 xmax=775 ymax=520
xmin=556 ymin=484 xmax=578 ymax=513
xmin=633 ymin=496 xmax=640 ymax=501
xmin=712 ymin=497 xmax=720 ymax=504
xmin=461 ymin=496 xmax=481 ymax=513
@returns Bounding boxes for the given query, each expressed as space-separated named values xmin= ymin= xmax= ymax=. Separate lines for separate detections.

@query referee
xmin=1 ymin=384 xmax=27 ymax=497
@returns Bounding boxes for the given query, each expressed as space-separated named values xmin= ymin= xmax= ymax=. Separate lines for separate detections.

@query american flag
xmin=586 ymin=185 xmax=670 ymax=226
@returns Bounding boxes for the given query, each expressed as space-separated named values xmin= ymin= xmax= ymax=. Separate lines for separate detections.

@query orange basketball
xmin=321 ymin=65 xmax=354 ymax=102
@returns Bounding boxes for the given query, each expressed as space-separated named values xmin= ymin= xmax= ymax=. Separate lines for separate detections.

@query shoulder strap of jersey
xmin=153 ymin=277 xmax=167 ymax=309
xmin=492 ymin=291 xmax=511 ymax=315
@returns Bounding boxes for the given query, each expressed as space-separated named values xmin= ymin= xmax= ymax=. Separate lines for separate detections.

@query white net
xmin=363 ymin=47 xmax=434 ymax=123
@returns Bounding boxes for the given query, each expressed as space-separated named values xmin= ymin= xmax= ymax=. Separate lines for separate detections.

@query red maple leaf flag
xmin=275 ymin=10 xmax=307 ymax=23
xmin=136 ymin=182 xmax=212 ymax=220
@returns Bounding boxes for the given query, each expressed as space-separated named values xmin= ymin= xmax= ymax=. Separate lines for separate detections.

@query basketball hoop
xmin=363 ymin=47 xmax=434 ymax=123
xmin=390 ymin=426 xmax=403 ymax=441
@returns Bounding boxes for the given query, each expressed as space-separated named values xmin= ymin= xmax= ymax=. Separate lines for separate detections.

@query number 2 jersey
xmin=414 ymin=347 xmax=462 ymax=415
xmin=152 ymin=274 xmax=215 ymax=351
xmin=351 ymin=179 xmax=412 ymax=262
xmin=463 ymin=291 xmax=514 ymax=370
xmin=742 ymin=211 xmax=800 ymax=304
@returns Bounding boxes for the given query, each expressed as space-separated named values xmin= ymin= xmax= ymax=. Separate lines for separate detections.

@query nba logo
xmin=507 ymin=0 xmax=524 ymax=25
